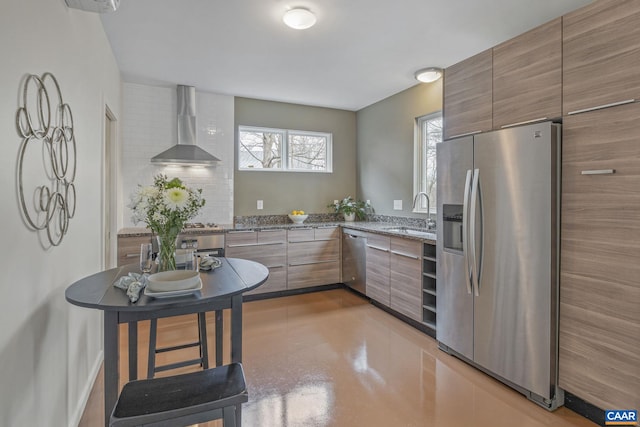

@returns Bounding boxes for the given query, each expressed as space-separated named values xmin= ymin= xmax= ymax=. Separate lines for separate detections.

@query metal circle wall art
xmin=16 ymin=72 xmax=77 ymax=247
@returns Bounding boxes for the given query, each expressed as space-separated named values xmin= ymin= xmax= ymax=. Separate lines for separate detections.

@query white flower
xmin=164 ymin=187 xmax=189 ymax=210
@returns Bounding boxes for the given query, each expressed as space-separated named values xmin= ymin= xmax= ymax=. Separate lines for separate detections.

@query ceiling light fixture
xmin=415 ymin=67 xmax=443 ymax=83
xmin=283 ymin=8 xmax=317 ymax=30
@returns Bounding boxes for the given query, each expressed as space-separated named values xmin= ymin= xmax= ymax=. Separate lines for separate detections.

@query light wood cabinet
xmin=226 ymin=229 xmax=287 ymax=294
xmin=117 ymin=235 xmax=153 ymax=266
xmin=563 ymin=0 xmax=640 ymax=115
xmin=443 ymin=49 xmax=493 ymax=140
xmin=287 ymin=226 xmax=340 ymax=289
xmin=389 ymin=237 xmax=422 ymax=322
xmin=365 ymin=234 xmax=390 ymax=306
xmin=559 ymin=101 xmax=640 ymax=410
xmin=492 ymin=18 xmax=562 ymax=128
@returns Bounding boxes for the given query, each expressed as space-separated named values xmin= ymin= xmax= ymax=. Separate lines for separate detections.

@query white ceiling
xmin=100 ymin=0 xmax=592 ymax=111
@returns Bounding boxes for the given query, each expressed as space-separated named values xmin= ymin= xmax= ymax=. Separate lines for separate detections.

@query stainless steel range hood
xmin=151 ymin=85 xmax=220 ymax=166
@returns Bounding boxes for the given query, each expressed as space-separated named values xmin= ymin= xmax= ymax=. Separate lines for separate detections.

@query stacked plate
xmin=145 ymin=270 xmax=202 ymax=298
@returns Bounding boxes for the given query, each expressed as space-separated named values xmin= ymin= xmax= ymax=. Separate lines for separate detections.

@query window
xmin=238 ymin=125 xmax=332 ymax=172
xmin=413 ymin=112 xmax=442 ymax=214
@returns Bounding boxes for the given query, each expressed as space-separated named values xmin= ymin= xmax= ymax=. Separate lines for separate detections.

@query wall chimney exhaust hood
xmin=151 ymin=85 xmax=220 ymax=166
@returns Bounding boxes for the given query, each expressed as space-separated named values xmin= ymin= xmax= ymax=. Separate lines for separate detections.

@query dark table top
xmin=65 ymin=258 xmax=269 ymax=312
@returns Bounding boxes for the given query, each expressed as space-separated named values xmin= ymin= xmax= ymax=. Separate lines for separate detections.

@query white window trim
xmin=238 ymin=125 xmax=332 ymax=173
xmin=413 ymin=111 xmax=442 ymax=214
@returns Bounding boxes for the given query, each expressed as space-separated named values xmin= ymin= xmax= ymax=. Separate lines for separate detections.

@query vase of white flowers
xmin=129 ymin=175 xmax=205 ymax=271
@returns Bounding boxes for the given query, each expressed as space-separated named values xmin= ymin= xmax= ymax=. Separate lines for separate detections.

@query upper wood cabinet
xmin=559 ymin=101 xmax=640 ymax=410
xmin=443 ymin=49 xmax=493 ymax=140
xmin=563 ymin=0 xmax=640 ymax=115
xmin=492 ymin=18 xmax=562 ymax=128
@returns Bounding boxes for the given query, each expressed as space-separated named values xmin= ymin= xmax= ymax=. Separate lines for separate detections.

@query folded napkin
xmin=113 ymin=272 xmax=148 ymax=303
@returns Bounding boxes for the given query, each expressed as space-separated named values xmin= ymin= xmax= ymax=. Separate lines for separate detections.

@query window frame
xmin=413 ymin=111 xmax=442 ymax=214
xmin=238 ymin=125 xmax=333 ymax=173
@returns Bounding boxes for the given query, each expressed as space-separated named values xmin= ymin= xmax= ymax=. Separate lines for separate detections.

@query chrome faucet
xmin=413 ymin=192 xmax=436 ymax=230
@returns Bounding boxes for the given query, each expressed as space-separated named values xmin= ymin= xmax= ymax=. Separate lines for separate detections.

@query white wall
xmin=0 ymin=1 xmax=121 ymax=426
xmin=120 ymin=83 xmax=234 ymax=228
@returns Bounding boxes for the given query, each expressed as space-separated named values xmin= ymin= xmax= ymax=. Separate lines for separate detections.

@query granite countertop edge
xmin=119 ymin=221 xmax=436 ymax=243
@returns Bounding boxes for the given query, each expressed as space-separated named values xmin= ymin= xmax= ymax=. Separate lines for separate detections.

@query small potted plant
xmin=328 ymin=196 xmax=372 ymax=221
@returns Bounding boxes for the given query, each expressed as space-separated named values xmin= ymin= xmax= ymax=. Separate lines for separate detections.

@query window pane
xmin=288 ymin=133 xmax=328 ymax=171
xmin=425 ymin=116 xmax=442 ymax=212
xmin=415 ymin=113 xmax=442 ymax=214
xmin=238 ymin=128 xmax=283 ymax=169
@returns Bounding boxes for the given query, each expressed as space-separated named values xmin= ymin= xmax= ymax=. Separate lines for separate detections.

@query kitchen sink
xmin=384 ymin=226 xmax=436 ymax=239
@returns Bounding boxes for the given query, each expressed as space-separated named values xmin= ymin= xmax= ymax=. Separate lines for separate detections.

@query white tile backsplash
xmin=121 ymin=83 xmax=234 ymax=227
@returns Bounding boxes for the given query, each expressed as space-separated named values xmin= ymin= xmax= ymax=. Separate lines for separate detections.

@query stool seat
xmin=110 ymin=363 xmax=248 ymax=427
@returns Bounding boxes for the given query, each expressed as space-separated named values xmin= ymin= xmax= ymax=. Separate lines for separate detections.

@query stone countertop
xmin=118 ymin=221 xmax=436 ymax=244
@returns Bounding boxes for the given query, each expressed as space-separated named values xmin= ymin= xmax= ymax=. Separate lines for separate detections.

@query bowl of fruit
xmin=288 ymin=210 xmax=308 ymax=224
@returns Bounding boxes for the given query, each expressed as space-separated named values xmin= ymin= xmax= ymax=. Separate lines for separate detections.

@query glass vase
xmin=156 ymin=233 xmax=179 ymax=272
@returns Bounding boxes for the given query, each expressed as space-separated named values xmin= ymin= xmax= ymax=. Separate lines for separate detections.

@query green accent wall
xmin=234 ymin=97 xmax=357 ymax=216
xmin=356 ymin=81 xmax=442 ymax=216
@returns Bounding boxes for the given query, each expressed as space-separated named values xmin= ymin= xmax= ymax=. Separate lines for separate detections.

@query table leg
xmin=215 ymin=310 xmax=223 ymax=366
xmin=104 ymin=311 xmax=119 ymax=427
xmin=128 ymin=322 xmax=138 ymax=380
xmin=230 ymin=295 xmax=243 ymax=363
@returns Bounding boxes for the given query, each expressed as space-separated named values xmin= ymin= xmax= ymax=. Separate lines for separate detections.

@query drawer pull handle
xmin=390 ymin=250 xmax=420 ymax=260
xmin=500 ymin=117 xmax=548 ymax=128
xmin=125 ymin=253 xmax=139 ymax=258
xmin=227 ymin=242 xmax=283 ymax=248
xmin=289 ymin=260 xmax=337 ymax=267
xmin=366 ymin=245 xmax=389 ymax=252
xmin=568 ymin=99 xmax=635 ymax=115
xmin=581 ymin=169 xmax=615 ymax=175
xmin=227 ymin=230 xmax=254 ymax=234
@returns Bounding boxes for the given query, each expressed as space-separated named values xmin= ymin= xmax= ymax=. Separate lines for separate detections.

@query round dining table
xmin=65 ymin=257 xmax=269 ymax=426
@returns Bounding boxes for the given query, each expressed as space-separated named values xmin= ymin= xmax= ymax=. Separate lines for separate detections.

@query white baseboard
xmin=68 ymin=350 xmax=104 ymax=427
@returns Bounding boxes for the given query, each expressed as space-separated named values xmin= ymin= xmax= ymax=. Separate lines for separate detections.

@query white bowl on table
xmin=288 ymin=214 xmax=309 ymax=224
xmin=147 ymin=270 xmax=200 ymax=292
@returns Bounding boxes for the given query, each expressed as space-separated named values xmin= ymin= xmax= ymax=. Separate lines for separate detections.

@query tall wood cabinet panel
xmin=559 ymin=101 xmax=640 ymax=410
xmin=492 ymin=18 xmax=562 ymax=128
xmin=365 ymin=234 xmax=390 ymax=306
xmin=389 ymin=237 xmax=422 ymax=322
xmin=563 ymin=0 xmax=640 ymax=115
xmin=443 ymin=49 xmax=493 ymax=140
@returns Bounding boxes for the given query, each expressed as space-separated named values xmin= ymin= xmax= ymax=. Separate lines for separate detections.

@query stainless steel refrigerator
xmin=436 ymin=121 xmax=563 ymax=410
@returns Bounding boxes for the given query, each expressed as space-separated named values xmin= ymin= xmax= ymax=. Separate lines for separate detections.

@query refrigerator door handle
xmin=462 ymin=169 xmax=473 ymax=294
xmin=470 ymin=168 xmax=481 ymax=296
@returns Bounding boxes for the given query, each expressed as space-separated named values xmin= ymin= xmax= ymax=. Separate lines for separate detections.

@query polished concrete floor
xmin=79 ymin=289 xmax=597 ymax=427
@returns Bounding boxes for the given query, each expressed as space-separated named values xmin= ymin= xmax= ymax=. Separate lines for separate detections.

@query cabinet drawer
xmin=117 ymin=235 xmax=153 ymax=266
xmin=225 ymin=244 xmax=286 ymax=268
xmin=314 ymin=226 xmax=339 ymax=240
xmin=288 ymin=239 xmax=339 ymax=265
xmin=366 ymin=233 xmax=390 ymax=251
xmin=288 ymin=228 xmax=315 ymax=242
xmin=258 ymin=229 xmax=286 ymax=244
xmin=287 ymin=261 xmax=340 ymax=289
xmin=245 ymin=266 xmax=287 ymax=295
xmin=225 ymin=231 xmax=257 ymax=246
xmin=390 ymin=237 xmax=421 ymax=259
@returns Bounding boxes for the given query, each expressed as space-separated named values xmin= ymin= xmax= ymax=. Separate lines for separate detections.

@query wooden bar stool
xmin=110 ymin=363 xmax=248 ymax=427
xmin=147 ymin=309 xmax=225 ymax=378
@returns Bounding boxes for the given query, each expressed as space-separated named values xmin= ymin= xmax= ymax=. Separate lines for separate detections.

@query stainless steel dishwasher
xmin=342 ymin=228 xmax=367 ymax=295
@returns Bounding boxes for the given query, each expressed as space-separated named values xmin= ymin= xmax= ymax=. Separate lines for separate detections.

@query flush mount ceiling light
xmin=415 ymin=67 xmax=443 ymax=83
xmin=283 ymin=8 xmax=317 ymax=30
